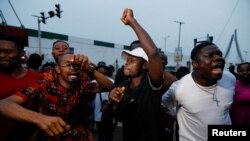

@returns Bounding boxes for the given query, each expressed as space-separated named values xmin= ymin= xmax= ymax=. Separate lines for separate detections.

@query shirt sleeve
xmin=14 ymin=82 xmax=41 ymax=100
xmin=161 ymin=80 xmax=179 ymax=117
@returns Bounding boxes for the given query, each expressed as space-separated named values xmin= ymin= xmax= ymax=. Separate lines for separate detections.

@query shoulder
xmin=168 ymin=73 xmax=192 ymax=91
xmin=218 ymin=71 xmax=236 ymax=87
xmin=26 ymin=69 xmax=41 ymax=78
xmin=26 ymin=69 xmax=38 ymax=74
xmin=164 ymin=71 xmax=177 ymax=87
xmin=177 ymin=73 xmax=192 ymax=84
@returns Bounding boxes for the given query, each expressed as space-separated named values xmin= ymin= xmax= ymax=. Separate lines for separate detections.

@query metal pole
xmin=174 ymin=21 xmax=184 ymax=70
xmin=163 ymin=35 xmax=170 ymax=53
xmin=244 ymin=51 xmax=248 ymax=62
xmin=38 ymin=18 xmax=41 ymax=54
xmin=175 ymin=21 xmax=184 ymax=49
xmin=32 ymin=15 xmax=42 ymax=54
xmin=178 ymin=24 xmax=181 ymax=48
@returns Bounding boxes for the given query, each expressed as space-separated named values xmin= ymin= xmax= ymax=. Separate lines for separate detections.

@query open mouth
xmin=211 ymin=67 xmax=223 ymax=75
xmin=68 ymin=73 xmax=78 ymax=81
xmin=211 ymin=63 xmax=224 ymax=75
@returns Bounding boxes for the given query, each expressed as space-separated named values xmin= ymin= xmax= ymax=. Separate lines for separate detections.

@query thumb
xmin=121 ymin=86 xmax=125 ymax=93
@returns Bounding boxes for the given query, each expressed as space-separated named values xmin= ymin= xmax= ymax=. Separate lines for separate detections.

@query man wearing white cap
xmin=108 ymin=8 xmax=165 ymax=141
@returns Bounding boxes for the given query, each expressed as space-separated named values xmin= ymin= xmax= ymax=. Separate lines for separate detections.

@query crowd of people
xmin=0 ymin=8 xmax=249 ymax=141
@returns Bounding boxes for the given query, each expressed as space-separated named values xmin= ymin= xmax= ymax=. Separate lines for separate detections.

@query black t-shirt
xmin=117 ymin=73 xmax=165 ymax=141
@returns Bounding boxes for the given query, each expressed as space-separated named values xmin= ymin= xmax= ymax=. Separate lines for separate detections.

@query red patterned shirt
xmin=16 ymin=70 xmax=96 ymax=141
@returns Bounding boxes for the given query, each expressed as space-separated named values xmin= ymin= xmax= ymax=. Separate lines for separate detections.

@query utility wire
xmin=216 ymin=0 xmax=239 ymax=43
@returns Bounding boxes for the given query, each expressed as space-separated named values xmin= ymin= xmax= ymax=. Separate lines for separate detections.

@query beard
xmin=124 ymin=67 xmax=145 ymax=78
xmin=0 ymin=60 xmax=22 ymax=74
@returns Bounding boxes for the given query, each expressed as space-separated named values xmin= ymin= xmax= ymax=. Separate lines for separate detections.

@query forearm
xmin=0 ymin=97 xmax=70 ymax=136
xmin=129 ymin=18 xmax=158 ymax=55
xmin=129 ymin=17 xmax=164 ymax=85
xmin=93 ymin=70 xmax=114 ymax=91
xmin=0 ymin=98 xmax=43 ymax=125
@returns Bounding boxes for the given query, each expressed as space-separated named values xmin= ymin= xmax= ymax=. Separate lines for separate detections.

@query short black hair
xmin=0 ymin=25 xmax=28 ymax=51
xmin=237 ymin=62 xmax=250 ymax=72
xmin=27 ymin=53 xmax=43 ymax=70
xmin=190 ymin=41 xmax=215 ymax=60
xmin=158 ymin=49 xmax=168 ymax=66
xmin=52 ymin=40 xmax=69 ymax=48
xmin=176 ymin=66 xmax=190 ymax=79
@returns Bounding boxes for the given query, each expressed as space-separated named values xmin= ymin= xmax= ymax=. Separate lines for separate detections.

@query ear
xmin=55 ymin=65 xmax=61 ymax=74
xmin=142 ymin=62 xmax=148 ymax=69
xmin=192 ymin=60 xmax=198 ymax=70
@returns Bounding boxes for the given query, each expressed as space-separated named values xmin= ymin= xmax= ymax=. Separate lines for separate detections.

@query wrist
xmin=88 ymin=64 xmax=96 ymax=74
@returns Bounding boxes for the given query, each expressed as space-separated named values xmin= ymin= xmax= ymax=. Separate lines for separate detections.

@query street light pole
xmin=174 ymin=21 xmax=185 ymax=70
xmin=175 ymin=21 xmax=184 ymax=49
xmin=38 ymin=18 xmax=41 ymax=54
xmin=31 ymin=4 xmax=62 ymax=55
xmin=32 ymin=15 xmax=42 ymax=54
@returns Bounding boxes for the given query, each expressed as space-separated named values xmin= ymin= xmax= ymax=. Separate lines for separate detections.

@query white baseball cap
xmin=121 ymin=47 xmax=148 ymax=62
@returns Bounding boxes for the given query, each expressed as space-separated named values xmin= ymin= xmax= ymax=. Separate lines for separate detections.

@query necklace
xmin=193 ymin=81 xmax=220 ymax=107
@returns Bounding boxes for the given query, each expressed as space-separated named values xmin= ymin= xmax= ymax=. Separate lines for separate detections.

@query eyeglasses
xmin=59 ymin=63 xmax=77 ymax=68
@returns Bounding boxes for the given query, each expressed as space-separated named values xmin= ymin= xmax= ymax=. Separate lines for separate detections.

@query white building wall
xmin=25 ymin=32 xmax=191 ymax=71
xmin=68 ymin=36 xmax=124 ymax=68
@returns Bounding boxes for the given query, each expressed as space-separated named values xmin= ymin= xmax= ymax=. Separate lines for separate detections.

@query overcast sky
xmin=1 ymin=0 xmax=249 ymax=64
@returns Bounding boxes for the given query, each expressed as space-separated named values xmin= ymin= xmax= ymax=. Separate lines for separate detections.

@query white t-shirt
xmin=161 ymin=71 xmax=236 ymax=141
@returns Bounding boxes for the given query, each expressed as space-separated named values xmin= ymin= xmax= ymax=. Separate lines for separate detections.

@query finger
xmin=65 ymin=124 xmax=71 ymax=130
xmin=78 ymin=55 xmax=84 ymax=63
xmin=38 ymin=123 xmax=54 ymax=136
xmin=69 ymin=56 xmax=74 ymax=63
xmin=122 ymin=10 xmax=127 ymax=20
xmin=54 ymin=122 xmax=65 ymax=134
xmin=109 ymin=92 xmax=119 ymax=103
xmin=73 ymin=55 xmax=78 ymax=65
xmin=58 ymin=118 xmax=70 ymax=130
xmin=110 ymin=95 xmax=120 ymax=103
xmin=74 ymin=54 xmax=80 ymax=64
xmin=121 ymin=86 xmax=125 ymax=92
xmin=123 ymin=9 xmax=127 ymax=16
xmin=113 ymin=90 xmax=124 ymax=102
xmin=76 ymin=55 xmax=83 ymax=69
xmin=49 ymin=125 xmax=60 ymax=135
xmin=45 ymin=128 xmax=55 ymax=137
xmin=117 ymin=87 xmax=125 ymax=94
xmin=76 ymin=54 xmax=86 ymax=70
xmin=80 ymin=56 xmax=88 ymax=69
